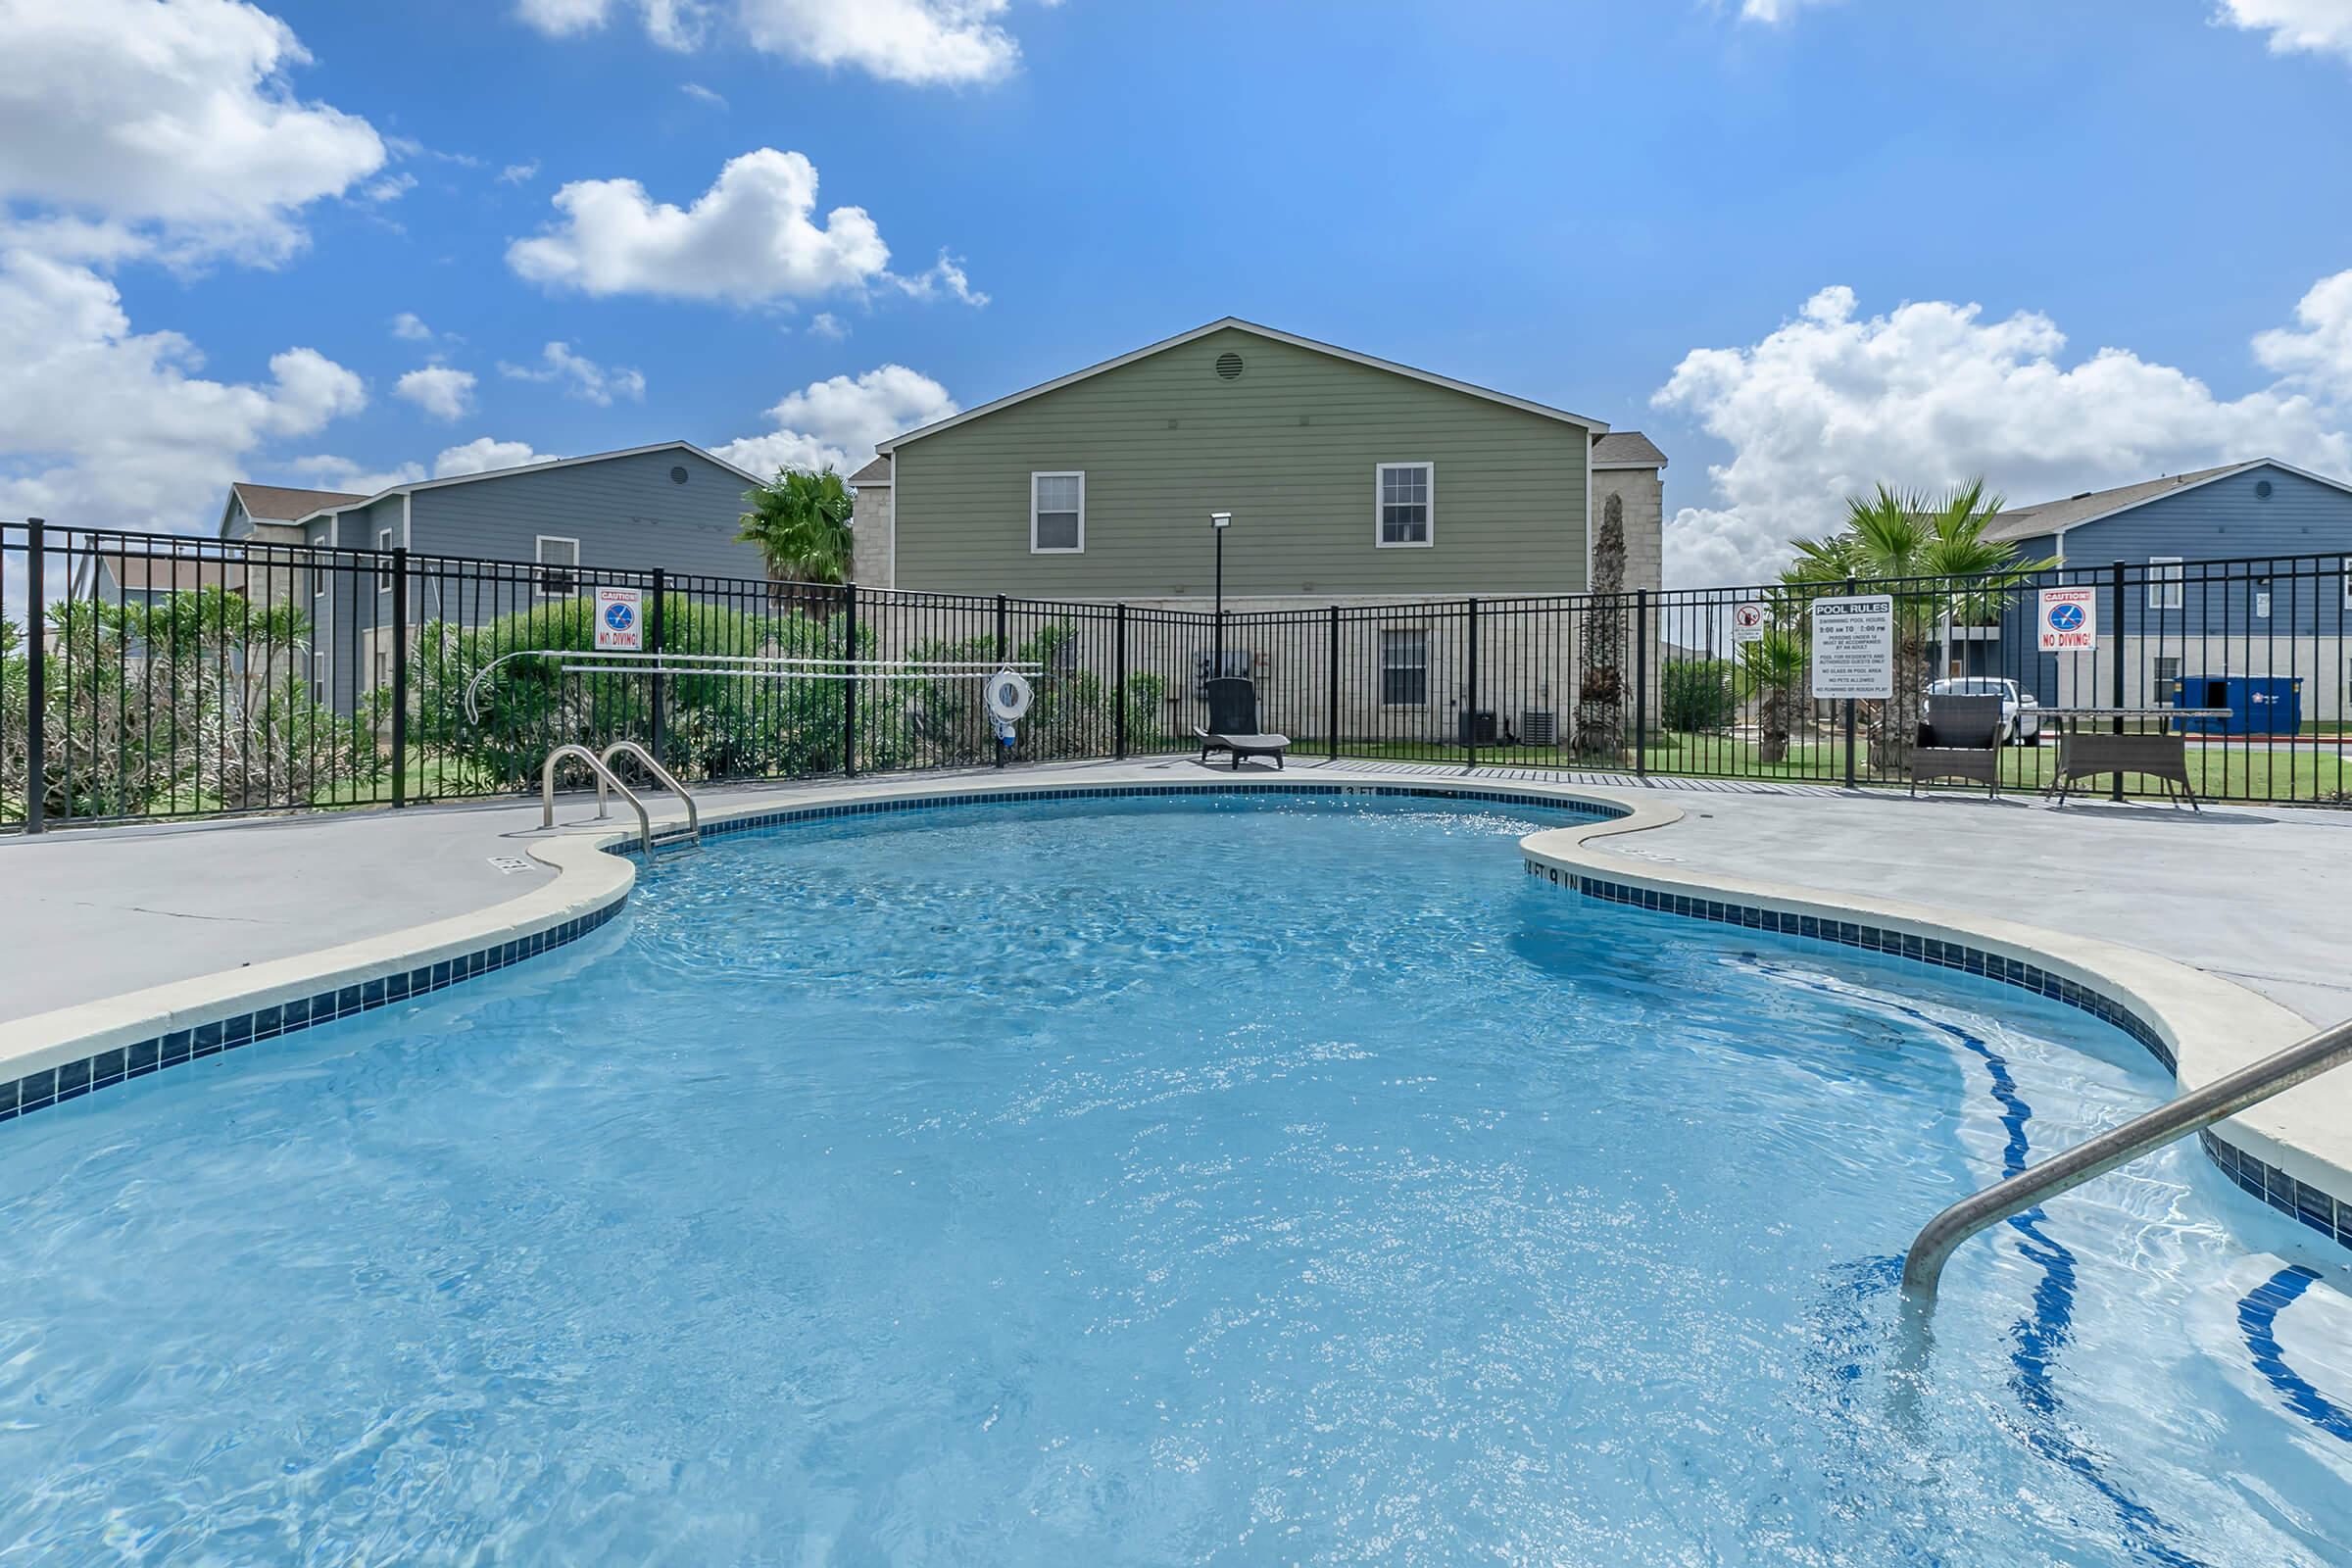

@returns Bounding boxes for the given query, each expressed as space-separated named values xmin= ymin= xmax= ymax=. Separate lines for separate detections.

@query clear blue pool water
xmin=1 ymin=794 xmax=2348 ymax=1565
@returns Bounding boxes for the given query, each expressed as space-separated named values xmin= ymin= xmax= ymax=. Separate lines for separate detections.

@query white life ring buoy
xmin=985 ymin=669 xmax=1033 ymax=723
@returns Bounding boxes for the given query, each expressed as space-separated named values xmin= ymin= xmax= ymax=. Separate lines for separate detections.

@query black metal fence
xmin=5 ymin=517 xmax=2350 ymax=831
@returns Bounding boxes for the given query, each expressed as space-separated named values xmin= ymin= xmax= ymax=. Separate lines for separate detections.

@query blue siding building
xmin=219 ymin=442 xmax=772 ymax=712
xmin=1967 ymin=460 xmax=2352 ymax=719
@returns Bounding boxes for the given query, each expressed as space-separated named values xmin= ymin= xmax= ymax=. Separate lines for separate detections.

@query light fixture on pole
xmin=1210 ymin=512 xmax=1232 ymax=671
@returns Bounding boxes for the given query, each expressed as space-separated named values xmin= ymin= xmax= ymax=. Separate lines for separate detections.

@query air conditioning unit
xmin=1522 ymin=709 xmax=1558 ymax=747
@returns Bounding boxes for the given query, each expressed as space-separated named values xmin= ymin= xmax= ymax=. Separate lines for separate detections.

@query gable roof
xmin=231 ymin=482 xmax=368 ymax=522
xmin=849 ymin=455 xmax=891 ymax=485
xmin=282 ymin=440 xmax=766 ymax=526
xmin=877 ymin=318 xmax=1609 ymax=453
xmin=1979 ymin=459 xmax=2352 ymax=544
xmin=1592 ymin=431 xmax=1667 ymax=469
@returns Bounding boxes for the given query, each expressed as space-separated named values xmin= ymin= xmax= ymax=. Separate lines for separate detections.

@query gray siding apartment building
xmin=220 ymin=443 xmax=769 ymax=711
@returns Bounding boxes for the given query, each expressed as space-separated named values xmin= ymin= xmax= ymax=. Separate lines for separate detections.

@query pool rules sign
xmin=1809 ymin=595 xmax=1894 ymax=699
xmin=2036 ymin=585 xmax=2098 ymax=653
xmin=594 ymin=585 xmax=644 ymax=652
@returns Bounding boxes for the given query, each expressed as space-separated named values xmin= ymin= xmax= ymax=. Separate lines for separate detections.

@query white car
xmin=1927 ymin=677 xmax=2042 ymax=745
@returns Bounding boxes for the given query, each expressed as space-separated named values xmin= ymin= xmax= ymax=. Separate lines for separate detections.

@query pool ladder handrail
xmin=539 ymin=743 xmax=698 ymax=857
xmin=597 ymin=740 xmax=700 ymax=852
xmin=1902 ymin=1012 xmax=2352 ymax=1300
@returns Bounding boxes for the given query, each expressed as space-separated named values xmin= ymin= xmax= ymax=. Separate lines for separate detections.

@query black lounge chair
xmin=1911 ymin=694 xmax=2004 ymax=797
xmin=1196 ymin=677 xmax=1291 ymax=770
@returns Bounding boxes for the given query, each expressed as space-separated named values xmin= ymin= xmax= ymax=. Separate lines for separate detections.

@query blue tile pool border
xmin=1530 ymin=858 xmax=2352 ymax=1257
xmin=0 ymin=780 xmax=1621 ymax=1131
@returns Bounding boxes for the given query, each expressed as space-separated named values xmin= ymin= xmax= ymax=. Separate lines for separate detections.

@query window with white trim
xmin=1031 ymin=472 xmax=1084 ymax=553
xmin=536 ymin=535 xmax=580 ymax=597
xmin=2152 ymin=655 xmax=2180 ymax=705
xmin=311 ymin=650 xmax=327 ymax=693
xmin=1380 ymin=627 xmax=1429 ymax=706
xmin=377 ymin=527 xmax=394 ymax=596
xmin=2341 ymin=558 xmax=2351 ymax=610
xmin=1377 ymin=463 xmax=1433 ymax=547
xmin=2146 ymin=556 xmax=2182 ymax=611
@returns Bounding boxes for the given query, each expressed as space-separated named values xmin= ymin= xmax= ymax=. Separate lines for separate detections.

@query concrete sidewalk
xmin=4 ymin=759 xmax=2350 ymax=1030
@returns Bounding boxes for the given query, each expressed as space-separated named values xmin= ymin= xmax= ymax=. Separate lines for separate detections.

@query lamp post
xmin=1210 ymin=511 xmax=1231 ymax=672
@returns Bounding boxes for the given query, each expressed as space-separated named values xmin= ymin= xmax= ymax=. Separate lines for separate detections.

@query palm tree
xmin=1781 ymin=478 xmax=2052 ymax=772
xmin=1736 ymin=628 xmax=1809 ymax=764
xmin=736 ymin=467 xmax=855 ymax=618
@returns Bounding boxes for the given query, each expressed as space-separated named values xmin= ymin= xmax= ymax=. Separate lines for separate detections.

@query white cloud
xmin=736 ymin=0 xmax=1025 ymax=84
xmin=892 ymin=250 xmax=988 ymax=308
xmin=498 ymin=340 xmax=647 ymax=405
xmin=1735 ymin=0 xmax=1838 ymax=19
xmin=394 ymin=365 xmax=478 ymax=420
xmin=514 ymin=0 xmax=1034 ymax=84
xmin=680 ymin=80 xmax=729 ymax=106
xmin=2213 ymin=0 xmax=2352 ymax=63
xmin=0 ymin=245 xmax=366 ymax=531
xmin=514 ymin=0 xmax=710 ymax=48
xmin=431 ymin=436 xmax=563 ymax=477
xmin=507 ymin=147 xmax=898 ymax=306
xmin=2253 ymin=268 xmax=2352 ymax=402
xmin=1650 ymin=281 xmax=2352 ymax=587
xmin=0 ymin=0 xmax=385 ymax=263
xmin=390 ymin=312 xmax=433 ymax=341
xmin=498 ymin=160 xmax=541 ymax=185
xmin=713 ymin=363 xmax=955 ymax=475
xmin=359 ymin=172 xmax=417 ymax=206
xmin=807 ymin=311 xmax=849 ymax=339
xmin=278 ymin=452 xmax=425 ymax=495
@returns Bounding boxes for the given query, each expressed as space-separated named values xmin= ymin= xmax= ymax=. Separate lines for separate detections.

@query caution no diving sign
xmin=2036 ymin=586 xmax=2097 ymax=653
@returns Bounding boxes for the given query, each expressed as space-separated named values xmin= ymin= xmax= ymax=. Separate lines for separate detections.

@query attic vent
xmin=670 ymin=466 xmax=690 ymax=485
xmin=2255 ymin=478 xmax=2274 ymax=499
xmin=1214 ymin=352 xmax=1245 ymax=381
xmin=2071 ymin=490 xmax=2095 ymax=501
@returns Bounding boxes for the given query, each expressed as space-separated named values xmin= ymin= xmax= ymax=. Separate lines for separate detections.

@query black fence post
xmin=1464 ymin=596 xmax=1480 ymax=770
xmin=841 ymin=581 xmax=858 ymax=778
xmin=1842 ymin=572 xmax=1859 ymax=790
xmin=390 ymin=546 xmax=410 ymax=808
xmin=648 ymin=567 xmax=666 ymax=765
xmin=1634 ymin=588 xmax=1649 ymax=779
xmin=995 ymin=594 xmax=1008 ymax=770
xmin=2110 ymin=559 xmax=2127 ymax=803
xmin=1113 ymin=602 xmax=1129 ymax=760
xmin=1327 ymin=606 xmax=1341 ymax=762
xmin=23 ymin=517 xmax=44 ymax=834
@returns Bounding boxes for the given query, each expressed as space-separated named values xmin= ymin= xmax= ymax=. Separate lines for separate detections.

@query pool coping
xmin=0 ymin=768 xmax=2344 ymax=1256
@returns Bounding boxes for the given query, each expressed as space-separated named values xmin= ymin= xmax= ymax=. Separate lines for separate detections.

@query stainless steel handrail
xmin=599 ymin=740 xmax=700 ymax=849
xmin=541 ymin=744 xmax=653 ymax=856
xmin=1902 ymin=1015 xmax=2352 ymax=1299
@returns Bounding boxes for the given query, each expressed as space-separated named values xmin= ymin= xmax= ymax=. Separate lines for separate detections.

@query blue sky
xmin=6 ymin=0 xmax=2352 ymax=583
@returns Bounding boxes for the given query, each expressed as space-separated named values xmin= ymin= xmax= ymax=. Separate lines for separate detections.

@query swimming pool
xmin=0 ymin=792 xmax=2346 ymax=1563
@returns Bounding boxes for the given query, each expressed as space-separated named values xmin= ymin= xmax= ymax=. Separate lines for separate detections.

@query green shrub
xmin=1661 ymin=658 xmax=1739 ymax=733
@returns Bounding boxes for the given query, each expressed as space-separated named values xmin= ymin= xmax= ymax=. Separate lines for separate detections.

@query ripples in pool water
xmin=0 ymin=794 xmax=2346 ymax=1564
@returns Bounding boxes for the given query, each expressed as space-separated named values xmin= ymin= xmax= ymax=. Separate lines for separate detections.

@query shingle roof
xmin=1592 ymin=431 xmax=1667 ymax=469
xmin=849 ymin=455 xmax=891 ymax=484
xmin=231 ymin=481 xmax=368 ymax=521
xmin=91 ymin=553 xmax=246 ymax=594
xmin=1978 ymin=464 xmax=2250 ymax=544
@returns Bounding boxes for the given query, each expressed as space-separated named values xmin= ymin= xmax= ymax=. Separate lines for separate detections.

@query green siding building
xmin=851 ymin=319 xmax=1664 ymax=606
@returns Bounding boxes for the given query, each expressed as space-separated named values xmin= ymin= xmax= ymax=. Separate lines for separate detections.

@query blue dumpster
xmin=2170 ymin=675 xmax=2303 ymax=735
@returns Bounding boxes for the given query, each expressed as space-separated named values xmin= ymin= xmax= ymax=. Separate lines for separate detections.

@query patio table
xmin=2036 ymin=708 xmax=2230 ymax=810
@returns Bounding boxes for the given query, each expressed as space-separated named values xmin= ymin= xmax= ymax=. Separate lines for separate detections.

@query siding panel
xmin=894 ymin=328 xmax=1592 ymax=597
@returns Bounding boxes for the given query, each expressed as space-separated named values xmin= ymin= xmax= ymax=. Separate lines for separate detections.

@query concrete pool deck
xmin=7 ymin=757 xmax=2348 ymax=1029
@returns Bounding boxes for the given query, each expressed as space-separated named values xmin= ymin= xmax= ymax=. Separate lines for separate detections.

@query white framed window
xmin=2340 ymin=558 xmax=2351 ymax=610
xmin=1376 ymin=462 xmax=1434 ymax=547
xmin=536 ymin=535 xmax=580 ymax=597
xmin=2146 ymin=556 xmax=2183 ymax=611
xmin=1380 ymin=627 xmax=1429 ymax=706
xmin=2152 ymin=655 xmax=2180 ymax=705
xmin=377 ymin=527 xmax=394 ymax=596
xmin=1031 ymin=471 xmax=1085 ymax=553
xmin=311 ymin=650 xmax=327 ymax=692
